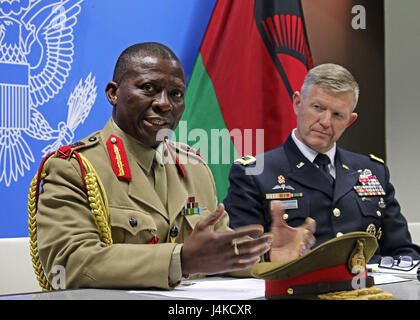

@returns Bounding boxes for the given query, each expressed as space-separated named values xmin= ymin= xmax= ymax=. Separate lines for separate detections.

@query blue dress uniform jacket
xmin=224 ymin=135 xmax=420 ymax=263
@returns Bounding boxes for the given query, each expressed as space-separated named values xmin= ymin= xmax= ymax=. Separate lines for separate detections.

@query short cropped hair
xmin=112 ymin=42 xmax=182 ymax=83
xmin=301 ymin=63 xmax=359 ymax=110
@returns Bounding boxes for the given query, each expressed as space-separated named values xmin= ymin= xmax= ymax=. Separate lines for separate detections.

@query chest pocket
xmin=355 ymin=196 xmax=384 ymax=223
xmin=264 ymin=198 xmax=310 ymax=228
xmin=109 ymin=206 xmax=158 ymax=244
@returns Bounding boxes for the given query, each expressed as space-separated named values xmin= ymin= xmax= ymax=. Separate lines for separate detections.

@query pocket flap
xmin=355 ymin=197 xmax=383 ymax=218
xmin=109 ymin=206 xmax=157 ymax=236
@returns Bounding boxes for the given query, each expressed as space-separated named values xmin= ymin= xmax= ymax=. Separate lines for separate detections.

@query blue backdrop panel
xmin=0 ymin=0 xmax=216 ymax=237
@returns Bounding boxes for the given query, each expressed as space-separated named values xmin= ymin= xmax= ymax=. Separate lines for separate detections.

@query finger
xmin=232 ymin=256 xmax=261 ymax=270
xmin=222 ymin=224 xmax=266 ymax=242
xmin=303 ymin=217 xmax=317 ymax=234
xmin=196 ymin=203 xmax=225 ymax=231
xmin=305 ymin=231 xmax=316 ymax=248
xmin=234 ymin=236 xmax=272 ymax=258
xmin=230 ymin=256 xmax=262 ymax=271
xmin=234 ymin=224 xmax=266 ymax=238
xmin=270 ymin=200 xmax=290 ymax=229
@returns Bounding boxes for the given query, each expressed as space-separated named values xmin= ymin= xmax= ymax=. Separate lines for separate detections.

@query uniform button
xmin=282 ymin=213 xmax=288 ymax=220
xmin=88 ymin=136 xmax=97 ymax=142
xmin=333 ymin=208 xmax=341 ymax=217
xmin=110 ymin=137 xmax=117 ymax=144
xmin=376 ymin=210 xmax=382 ymax=217
xmin=129 ymin=217 xmax=137 ymax=227
xmin=336 ymin=232 xmax=343 ymax=237
xmin=170 ymin=226 xmax=178 ymax=237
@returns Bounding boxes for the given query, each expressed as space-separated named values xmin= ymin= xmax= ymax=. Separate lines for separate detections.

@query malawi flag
xmin=175 ymin=0 xmax=313 ymax=202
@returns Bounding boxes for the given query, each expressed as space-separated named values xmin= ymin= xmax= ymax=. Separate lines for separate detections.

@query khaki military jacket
xmin=36 ymin=119 xmax=232 ymax=290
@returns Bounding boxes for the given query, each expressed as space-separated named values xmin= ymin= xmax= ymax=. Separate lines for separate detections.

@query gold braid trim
xmin=78 ymin=152 xmax=113 ymax=246
xmin=27 ymin=152 xmax=112 ymax=291
xmin=28 ymin=158 xmax=52 ymax=291
xmin=317 ymin=286 xmax=397 ymax=300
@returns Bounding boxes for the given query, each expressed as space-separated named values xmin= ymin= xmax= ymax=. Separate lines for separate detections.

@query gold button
xmin=333 ymin=208 xmax=341 ymax=217
xmin=283 ymin=213 xmax=288 ymax=220
xmin=336 ymin=232 xmax=343 ymax=237
xmin=376 ymin=210 xmax=381 ymax=217
xmin=287 ymin=288 xmax=294 ymax=295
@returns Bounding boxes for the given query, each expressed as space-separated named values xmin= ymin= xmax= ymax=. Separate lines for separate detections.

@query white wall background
xmin=385 ymin=0 xmax=420 ymax=223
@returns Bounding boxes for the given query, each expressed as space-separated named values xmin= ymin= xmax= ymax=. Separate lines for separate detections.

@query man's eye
xmin=171 ymin=90 xmax=184 ymax=98
xmin=142 ymin=83 xmax=154 ymax=92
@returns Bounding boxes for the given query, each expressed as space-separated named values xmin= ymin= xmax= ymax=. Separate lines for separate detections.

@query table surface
xmin=0 ymin=276 xmax=418 ymax=300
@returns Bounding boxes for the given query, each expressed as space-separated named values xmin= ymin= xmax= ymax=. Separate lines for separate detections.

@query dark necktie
xmin=314 ymin=154 xmax=334 ymax=185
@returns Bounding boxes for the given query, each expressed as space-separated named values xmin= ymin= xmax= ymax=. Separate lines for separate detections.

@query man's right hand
xmin=181 ymin=203 xmax=272 ymax=276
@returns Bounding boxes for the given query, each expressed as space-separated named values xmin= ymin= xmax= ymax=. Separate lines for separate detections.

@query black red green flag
xmin=175 ymin=0 xmax=313 ymax=202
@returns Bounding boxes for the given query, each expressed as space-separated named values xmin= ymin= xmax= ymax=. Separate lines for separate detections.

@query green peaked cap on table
xmin=252 ymin=232 xmax=378 ymax=299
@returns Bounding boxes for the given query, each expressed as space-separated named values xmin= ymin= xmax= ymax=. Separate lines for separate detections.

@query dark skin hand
xmin=181 ymin=203 xmax=271 ymax=276
xmin=181 ymin=201 xmax=316 ymax=276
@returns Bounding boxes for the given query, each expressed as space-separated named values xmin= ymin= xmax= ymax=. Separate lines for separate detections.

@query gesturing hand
xmin=181 ymin=203 xmax=272 ymax=276
xmin=269 ymin=200 xmax=316 ymax=263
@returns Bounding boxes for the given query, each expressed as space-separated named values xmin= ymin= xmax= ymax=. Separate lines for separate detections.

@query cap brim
xmin=252 ymin=231 xmax=378 ymax=280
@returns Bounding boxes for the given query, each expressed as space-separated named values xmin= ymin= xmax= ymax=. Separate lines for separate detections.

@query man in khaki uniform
xmin=34 ymin=42 xmax=316 ymax=290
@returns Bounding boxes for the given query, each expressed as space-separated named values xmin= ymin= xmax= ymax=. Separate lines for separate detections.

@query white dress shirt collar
xmin=291 ymin=129 xmax=337 ymax=176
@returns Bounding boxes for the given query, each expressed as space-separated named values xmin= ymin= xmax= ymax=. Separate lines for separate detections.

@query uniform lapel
xmin=166 ymin=163 xmax=188 ymax=223
xmin=127 ymin=162 xmax=168 ymax=218
xmin=332 ymin=150 xmax=360 ymax=204
xmin=283 ymin=136 xmax=334 ymax=198
xmin=100 ymin=119 xmax=169 ymax=219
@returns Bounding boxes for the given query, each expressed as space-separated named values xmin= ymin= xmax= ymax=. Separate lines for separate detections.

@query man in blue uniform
xmin=224 ymin=63 xmax=420 ymax=263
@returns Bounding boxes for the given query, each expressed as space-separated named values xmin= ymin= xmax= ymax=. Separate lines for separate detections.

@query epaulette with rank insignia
xmin=175 ymin=141 xmax=205 ymax=163
xmin=68 ymin=141 xmax=86 ymax=148
xmin=234 ymin=155 xmax=256 ymax=166
xmin=369 ymin=154 xmax=384 ymax=164
xmin=106 ymin=135 xmax=132 ymax=180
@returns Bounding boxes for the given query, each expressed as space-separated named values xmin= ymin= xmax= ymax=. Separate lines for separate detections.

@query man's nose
xmin=152 ymin=90 xmax=172 ymax=112
xmin=319 ymin=111 xmax=332 ymax=127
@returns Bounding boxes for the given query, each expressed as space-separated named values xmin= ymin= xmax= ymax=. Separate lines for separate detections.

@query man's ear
xmin=346 ymin=112 xmax=358 ymax=128
xmin=105 ymin=81 xmax=118 ymax=106
xmin=292 ymin=91 xmax=301 ymax=116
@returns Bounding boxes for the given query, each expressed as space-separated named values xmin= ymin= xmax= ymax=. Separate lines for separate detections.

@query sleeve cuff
xmin=168 ymin=244 xmax=183 ymax=287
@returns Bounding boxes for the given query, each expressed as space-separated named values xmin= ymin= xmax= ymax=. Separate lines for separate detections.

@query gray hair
xmin=301 ymin=63 xmax=359 ymax=110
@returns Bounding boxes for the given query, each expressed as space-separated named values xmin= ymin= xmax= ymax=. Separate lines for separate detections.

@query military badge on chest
xmin=265 ymin=175 xmax=302 ymax=210
xmin=354 ymin=169 xmax=386 ymax=196
xmin=181 ymin=197 xmax=202 ymax=216
xmin=354 ymin=169 xmax=385 ymax=241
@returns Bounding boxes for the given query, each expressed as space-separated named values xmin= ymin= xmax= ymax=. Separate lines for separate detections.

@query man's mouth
xmin=145 ymin=118 xmax=167 ymax=126
xmin=312 ymin=129 xmax=330 ymax=137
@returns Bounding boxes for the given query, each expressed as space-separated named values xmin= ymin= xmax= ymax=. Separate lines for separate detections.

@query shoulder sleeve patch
xmin=369 ymin=154 xmax=384 ymax=164
xmin=234 ymin=155 xmax=256 ymax=166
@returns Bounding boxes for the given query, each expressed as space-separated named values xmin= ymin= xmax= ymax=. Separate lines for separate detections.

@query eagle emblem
xmin=0 ymin=0 xmax=96 ymax=186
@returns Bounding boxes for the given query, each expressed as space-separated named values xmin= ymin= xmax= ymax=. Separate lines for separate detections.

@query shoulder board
xmin=170 ymin=141 xmax=206 ymax=163
xmin=106 ymin=134 xmax=132 ymax=180
xmin=369 ymin=154 xmax=384 ymax=164
xmin=55 ymin=134 xmax=100 ymax=157
xmin=234 ymin=155 xmax=256 ymax=166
